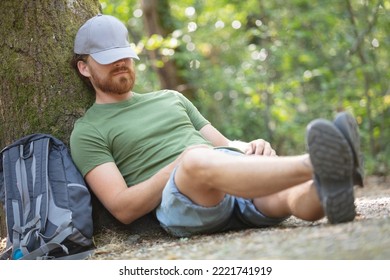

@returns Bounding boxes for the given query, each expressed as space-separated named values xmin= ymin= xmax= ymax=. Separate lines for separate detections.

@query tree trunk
xmin=141 ymin=0 xmax=195 ymax=99
xmin=0 ymin=0 xmax=101 ymax=239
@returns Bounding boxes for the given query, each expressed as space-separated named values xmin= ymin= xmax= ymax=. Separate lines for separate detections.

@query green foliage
xmin=100 ymin=0 xmax=389 ymax=175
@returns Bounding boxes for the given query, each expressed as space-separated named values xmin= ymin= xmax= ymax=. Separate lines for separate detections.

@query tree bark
xmin=0 ymin=0 xmax=101 ymax=239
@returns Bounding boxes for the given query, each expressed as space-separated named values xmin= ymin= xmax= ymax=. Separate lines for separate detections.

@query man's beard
xmin=91 ymin=67 xmax=135 ymax=95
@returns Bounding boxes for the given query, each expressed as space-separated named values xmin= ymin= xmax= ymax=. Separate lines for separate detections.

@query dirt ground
xmin=1 ymin=176 xmax=388 ymax=260
xmin=89 ymin=176 xmax=390 ymax=260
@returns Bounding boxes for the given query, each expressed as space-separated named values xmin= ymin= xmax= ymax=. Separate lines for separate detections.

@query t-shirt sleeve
xmin=70 ymin=121 xmax=114 ymax=177
xmin=175 ymin=91 xmax=210 ymax=130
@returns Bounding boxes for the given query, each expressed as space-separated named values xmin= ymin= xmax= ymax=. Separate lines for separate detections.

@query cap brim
xmin=91 ymin=47 xmax=139 ymax=65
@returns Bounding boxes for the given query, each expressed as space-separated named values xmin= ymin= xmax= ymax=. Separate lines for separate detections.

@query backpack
xmin=0 ymin=133 xmax=95 ymax=260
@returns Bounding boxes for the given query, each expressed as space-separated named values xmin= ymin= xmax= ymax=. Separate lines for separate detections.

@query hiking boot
xmin=306 ymin=119 xmax=355 ymax=224
xmin=333 ymin=112 xmax=364 ymax=187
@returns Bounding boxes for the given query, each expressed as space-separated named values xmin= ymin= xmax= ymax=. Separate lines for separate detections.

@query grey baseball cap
xmin=74 ymin=14 xmax=139 ymax=64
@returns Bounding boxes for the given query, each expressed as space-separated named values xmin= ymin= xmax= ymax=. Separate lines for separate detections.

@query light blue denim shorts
xmin=155 ymin=148 xmax=288 ymax=237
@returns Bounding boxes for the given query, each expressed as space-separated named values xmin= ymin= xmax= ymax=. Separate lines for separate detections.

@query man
xmin=70 ymin=14 xmax=363 ymax=237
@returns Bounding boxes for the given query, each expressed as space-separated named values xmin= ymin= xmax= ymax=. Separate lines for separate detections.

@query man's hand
xmin=245 ymin=139 xmax=277 ymax=156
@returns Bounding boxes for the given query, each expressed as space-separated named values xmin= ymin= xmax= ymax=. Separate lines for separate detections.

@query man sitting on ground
xmin=70 ymin=14 xmax=363 ymax=237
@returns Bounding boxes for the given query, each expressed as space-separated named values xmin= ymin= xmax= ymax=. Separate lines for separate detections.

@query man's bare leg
xmin=174 ymin=114 xmax=359 ymax=224
xmin=253 ymin=180 xmax=324 ymax=221
xmin=174 ymin=147 xmax=313 ymax=207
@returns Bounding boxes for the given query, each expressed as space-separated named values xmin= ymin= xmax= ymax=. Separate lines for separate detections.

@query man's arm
xmin=199 ymin=123 xmax=276 ymax=156
xmin=199 ymin=123 xmax=230 ymax=146
xmin=85 ymin=160 xmax=176 ymax=224
xmin=84 ymin=144 xmax=211 ymax=225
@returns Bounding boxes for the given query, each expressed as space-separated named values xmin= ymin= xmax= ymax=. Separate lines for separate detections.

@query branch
xmin=345 ymin=0 xmax=382 ymax=61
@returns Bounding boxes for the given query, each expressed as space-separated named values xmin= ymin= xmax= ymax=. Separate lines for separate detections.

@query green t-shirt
xmin=70 ymin=90 xmax=211 ymax=186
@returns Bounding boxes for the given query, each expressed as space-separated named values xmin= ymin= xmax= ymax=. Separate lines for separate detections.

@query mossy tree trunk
xmin=0 ymin=0 xmax=101 ymax=239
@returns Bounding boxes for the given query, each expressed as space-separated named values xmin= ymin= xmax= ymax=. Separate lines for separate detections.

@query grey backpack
xmin=0 ymin=134 xmax=94 ymax=260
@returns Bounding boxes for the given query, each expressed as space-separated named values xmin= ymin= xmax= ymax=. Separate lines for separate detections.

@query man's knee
xmin=179 ymin=148 xmax=216 ymax=188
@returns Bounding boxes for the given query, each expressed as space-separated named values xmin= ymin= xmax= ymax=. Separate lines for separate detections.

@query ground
xmin=1 ymin=176 xmax=389 ymax=260
xmin=89 ymin=176 xmax=390 ymax=260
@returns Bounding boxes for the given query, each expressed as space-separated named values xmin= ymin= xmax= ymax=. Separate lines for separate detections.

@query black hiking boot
xmin=333 ymin=112 xmax=364 ymax=187
xmin=306 ymin=119 xmax=356 ymax=224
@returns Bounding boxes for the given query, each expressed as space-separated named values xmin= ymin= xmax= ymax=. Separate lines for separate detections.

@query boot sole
xmin=307 ymin=119 xmax=355 ymax=224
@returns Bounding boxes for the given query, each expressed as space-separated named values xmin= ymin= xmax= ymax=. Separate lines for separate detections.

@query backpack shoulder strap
xmin=1 ymin=135 xmax=51 ymax=259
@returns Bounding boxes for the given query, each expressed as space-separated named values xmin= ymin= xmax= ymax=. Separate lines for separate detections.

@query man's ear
xmin=77 ymin=60 xmax=91 ymax=78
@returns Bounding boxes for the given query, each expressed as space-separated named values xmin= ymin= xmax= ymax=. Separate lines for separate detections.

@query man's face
xmin=81 ymin=57 xmax=136 ymax=95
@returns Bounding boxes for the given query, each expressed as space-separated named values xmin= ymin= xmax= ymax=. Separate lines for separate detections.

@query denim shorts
xmin=155 ymin=148 xmax=288 ymax=237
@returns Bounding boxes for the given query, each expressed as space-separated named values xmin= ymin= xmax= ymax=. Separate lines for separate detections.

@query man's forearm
xmin=114 ymin=161 xmax=177 ymax=224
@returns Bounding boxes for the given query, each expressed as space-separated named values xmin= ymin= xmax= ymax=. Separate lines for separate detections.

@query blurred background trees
xmin=101 ymin=0 xmax=389 ymax=175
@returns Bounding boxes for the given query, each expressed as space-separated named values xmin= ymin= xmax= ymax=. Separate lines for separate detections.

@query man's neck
xmin=95 ymin=91 xmax=133 ymax=104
